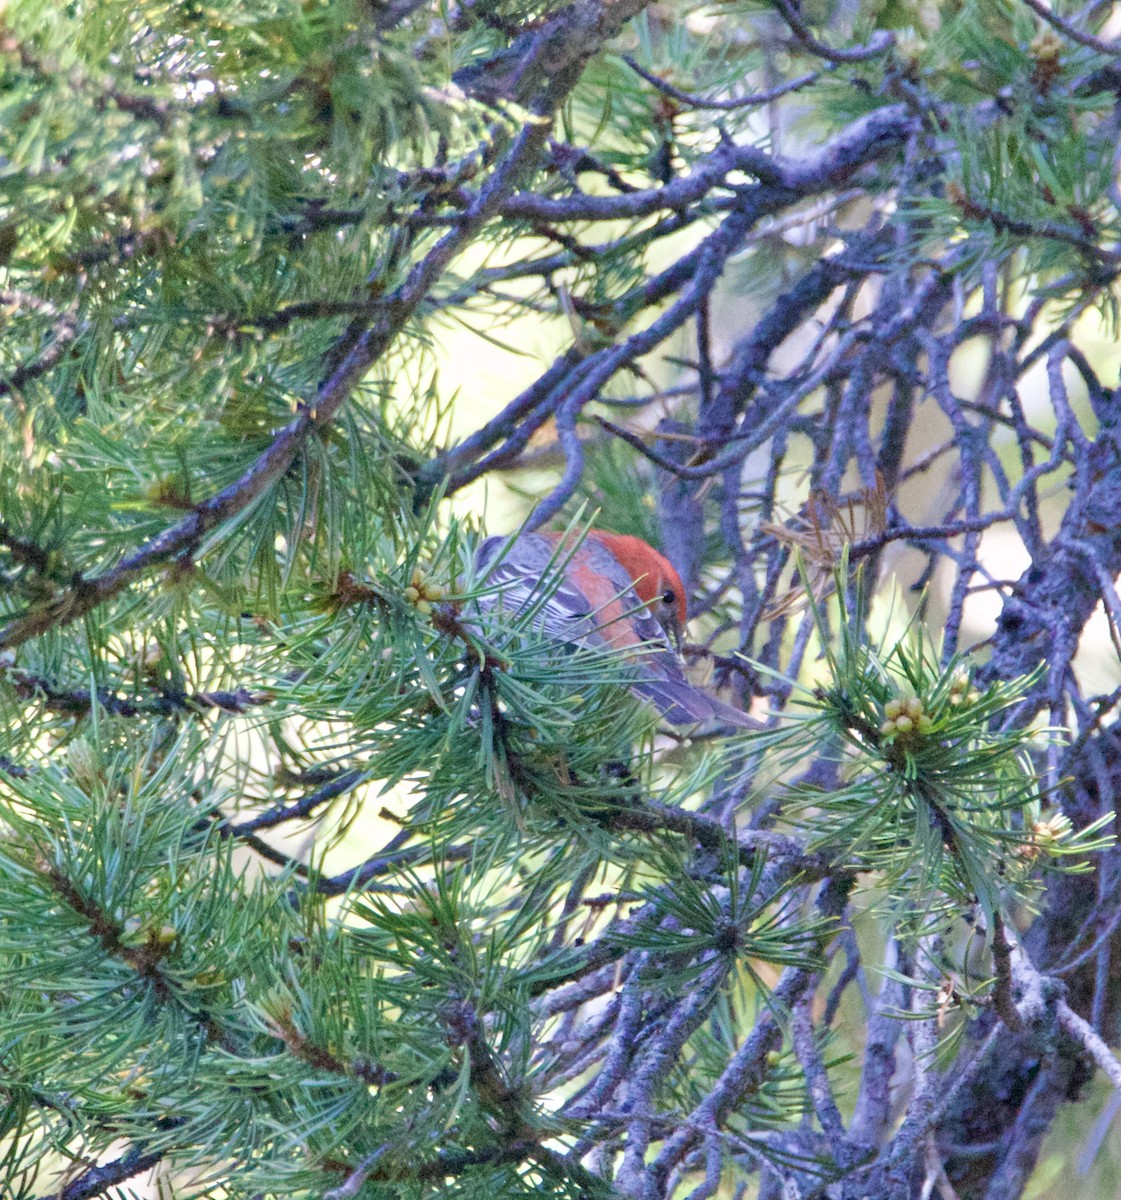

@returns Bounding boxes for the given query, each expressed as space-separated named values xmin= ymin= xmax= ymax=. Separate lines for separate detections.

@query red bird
xmin=475 ymin=529 xmax=756 ymax=728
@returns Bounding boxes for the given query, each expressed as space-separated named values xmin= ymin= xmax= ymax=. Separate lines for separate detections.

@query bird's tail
xmin=631 ymin=678 xmax=760 ymax=730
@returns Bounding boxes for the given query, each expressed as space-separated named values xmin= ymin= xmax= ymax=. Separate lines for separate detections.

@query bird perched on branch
xmin=475 ymin=529 xmax=757 ymax=729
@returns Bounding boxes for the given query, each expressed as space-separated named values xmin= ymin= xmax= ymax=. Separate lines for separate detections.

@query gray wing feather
xmin=473 ymin=534 xmax=600 ymax=644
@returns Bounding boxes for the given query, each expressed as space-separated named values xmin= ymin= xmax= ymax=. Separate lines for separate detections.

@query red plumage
xmin=475 ymin=530 xmax=756 ymax=729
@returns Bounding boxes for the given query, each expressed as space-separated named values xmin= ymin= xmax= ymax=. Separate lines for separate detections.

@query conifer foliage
xmin=2 ymin=1 xmax=1121 ymax=1198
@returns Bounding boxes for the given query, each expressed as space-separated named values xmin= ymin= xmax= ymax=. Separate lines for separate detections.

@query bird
xmin=473 ymin=529 xmax=757 ymax=729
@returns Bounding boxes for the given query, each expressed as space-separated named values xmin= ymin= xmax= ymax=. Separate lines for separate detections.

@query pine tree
xmin=2 ymin=1 xmax=1121 ymax=1198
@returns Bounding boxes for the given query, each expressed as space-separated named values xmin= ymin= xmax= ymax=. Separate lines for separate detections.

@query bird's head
xmin=594 ymin=532 xmax=687 ymax=650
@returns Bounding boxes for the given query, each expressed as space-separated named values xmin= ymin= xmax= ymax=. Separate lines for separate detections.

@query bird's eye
xmin=661 ymin=588 xmax=677 ymax=606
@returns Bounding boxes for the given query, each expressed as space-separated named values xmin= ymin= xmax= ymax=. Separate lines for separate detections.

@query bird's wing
xmin=475 ymin=533 xmax=665 ymax=647
xmin=474 ymin=534 xmax=608 ymax=646
xmin=475 ymin=534 xmax=757 ymax=729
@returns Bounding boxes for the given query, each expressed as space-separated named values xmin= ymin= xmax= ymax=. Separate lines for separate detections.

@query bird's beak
xmin=662 ymin=611 xmax=684 ymax=654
